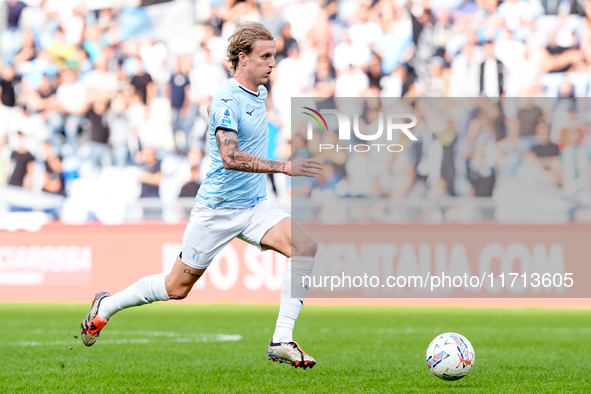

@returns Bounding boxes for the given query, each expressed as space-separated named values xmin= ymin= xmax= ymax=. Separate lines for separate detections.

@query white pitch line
xmin=0 ymin=333 xmax=242 ymax=347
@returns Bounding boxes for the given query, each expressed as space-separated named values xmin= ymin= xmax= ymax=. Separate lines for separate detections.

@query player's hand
xmin=287 ymin=158 xmax=323 ymax=178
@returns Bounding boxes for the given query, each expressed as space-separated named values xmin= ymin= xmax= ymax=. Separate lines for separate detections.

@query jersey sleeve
xmin=211 ymin=98 xmax=241 ymax=134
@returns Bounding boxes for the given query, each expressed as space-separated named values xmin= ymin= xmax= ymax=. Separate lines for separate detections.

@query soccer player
xmin=80 ymin=22 xmax=323 ymax=369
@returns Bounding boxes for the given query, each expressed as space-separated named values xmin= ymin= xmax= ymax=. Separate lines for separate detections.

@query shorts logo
xmin=191 ymin=247 xmax=204 ymax=261
xmin=222 ymin=108 xmax=232 ymax=125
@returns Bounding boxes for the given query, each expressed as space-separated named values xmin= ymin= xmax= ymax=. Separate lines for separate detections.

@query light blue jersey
xmin=196 ymin=79 xmax=269 ymax=209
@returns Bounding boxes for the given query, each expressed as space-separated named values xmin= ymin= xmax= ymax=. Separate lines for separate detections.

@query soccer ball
xmin=426 ymin=332 xmax=475 ymax=381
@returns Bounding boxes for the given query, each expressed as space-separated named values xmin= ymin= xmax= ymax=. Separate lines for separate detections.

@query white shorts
xmin=180 ymin=200 xmax=290 ymax=269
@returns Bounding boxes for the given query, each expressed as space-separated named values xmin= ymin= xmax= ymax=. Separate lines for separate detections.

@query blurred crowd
xmin=1 ymin=0 xmax=591 ymax=222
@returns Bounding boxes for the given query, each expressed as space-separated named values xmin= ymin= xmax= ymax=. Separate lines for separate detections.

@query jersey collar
xmin=230 ymin=78 xmax=260 ymax=97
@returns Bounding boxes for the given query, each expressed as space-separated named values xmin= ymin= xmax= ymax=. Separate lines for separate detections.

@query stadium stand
xmin=0 ymin=0 xmax=590 ymax=224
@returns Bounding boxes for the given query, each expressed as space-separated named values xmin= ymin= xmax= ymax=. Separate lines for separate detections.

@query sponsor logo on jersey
xmin=246 ymin=109 xmax=254 ymax=116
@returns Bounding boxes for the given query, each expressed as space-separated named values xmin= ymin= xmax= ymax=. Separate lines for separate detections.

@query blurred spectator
xmin=531 ymin=122 xmax=563 ymax=187
xmin=310 ymin=57 xmax=336 ymax=100
xmin=53 ymin=68 xmax=87 ymax=152
xmin=557 ymin=78 xmax=575 ymax=101
xmin=496 ymin=0 xmax=536 ymax=32
xmin=433 ymin=9 xmax=453 ymax=60
xmin=494 ymin=30 xmax=527 ymax=97
xmin=169 ymin=55 xmax=191 ymax=113
xmin=560 ymin=126 xmax=589 ymax=197
xmin=380 ymin=65 xmax=404 ymax=97
xmin=1 ymin=0 xmax=27 ymax=63
xmin=315 ymin=160 xmax=342 ymax=191
xmin=33 ymin=140 xmax=54 ymax=189
xmin=290 ymin=151 xmax=315 ymax=197
xmin=6 ymin=0 xmax=26 ymax=29
xmin=465 ymin=106 xmax=498 ymax=196
xmin=47 ymin=28 xmax=77 ymax=68
xmin=108 ymin=93 xmax=133 ymax=167
xmin=85 ymin=53 xmax=118 ymax=102
xmin=0 ymin=65 xmax=17 ymax=107
xmin=335 ymin=64 xmax=369 ymax=97
xmin=179 ymin=166 xmax=201 ymax=198
xmin=0 ymin=85 xmax=10 ymax=139
xmin=129 ymin=57 xmax=155 ymax=106
xmin=517 ymin=98 xmax=544 ymax=149
xmin=421 ymin=56 xmax=447 ymax=96
xmin=348 ymin=3 xmax=381 ymax=48
xmin=37 ymin=74 xmax=56 ymax=102
xmin=275 ymin=24 xmax=298 ymax=65
xmin=0 ymin=133 xmax=6 ymax=186
xmin=542 ymin=13 xmax=584 ymax=73
xmin=125 ymin=91 xmax=147 ymax=147
xmin=273 ymin=45 xmax=313 ymax=120
xmin=479 ymin=41 xmax=504 ymax=98
xmin=19 ymin=50 xmax=59 ymax=90
xmin=497 ymin=117 xmax=528 ymax=175
xmin=373 ymin=5 xmax=412 ymax=76
xmin=532 ymin=122 xmax=559 ymax=158
xmin=410 ymin=8 xmax=438 ymax=85
xmin=173 ymin=97 xmax=199 ymax=154
xmin=366 ymin=56 xmax=383 ymax=89
xmin=190 ymin=45 xmax=228 ymax=103
xmin=80 ymin=100 xmax=111 ymax=170
xmin=259 ymin=0 xmax=285 ymax=37
xmin=169 ymin=55 xmax=192 ymax=152
xmin=515 ymin=150 xmax=557 ymax=186
xmin=436 ymin=116 xmax=457 ymax=196
xmin=42 ymin=154 xmax=66 ymax=197
xmin=13 ymin=30 xmax=37 ymax=67
xmin=449 ymin=40 xmax=484 ymax=97
xmin=468 ymin=146 xmax=496 ymax=197
xmin=7 ymin=131 xmax=34 ymax=188
xmin=281 ymin=0 xmax=319 ymax=42
xmin=581 ymin=0 xmax=591 ymax=64
xmin=333 ymin=29 xmax=371 ymax=71
xmin=540 ymin=0 xmax=575 ymax=15
xmin=138 ymin=147 xmax=162 ymax=198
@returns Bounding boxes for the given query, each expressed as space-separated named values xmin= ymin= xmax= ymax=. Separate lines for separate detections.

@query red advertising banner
xmin=304 ymin=223 xmax=591 ymax=299
xmin=0 ymin=223 xmax=288 ymax=304
xmin=0 ymin=223 xmax=590 ymax=307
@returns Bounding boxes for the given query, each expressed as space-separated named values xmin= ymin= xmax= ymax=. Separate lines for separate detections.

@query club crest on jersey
xmin=222 ymin=108 xmax=232 ymax=125
xmin=192 ymin=247 xmax=204 ymax=261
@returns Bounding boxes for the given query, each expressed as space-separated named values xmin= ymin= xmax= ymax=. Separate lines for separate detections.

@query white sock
xmin=97 ymin=274 xmax=170 ymax=320
xmin=272 ymin=256 xmax=314 ymax=343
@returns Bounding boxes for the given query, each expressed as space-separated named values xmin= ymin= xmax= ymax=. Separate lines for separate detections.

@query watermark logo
xmin=302 ymin=107 xmax=328 ymax=133
xmin=302 ymin=108 xmax=417 ymax=153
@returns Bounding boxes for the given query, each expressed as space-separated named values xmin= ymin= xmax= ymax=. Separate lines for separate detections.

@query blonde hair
xmin=227 ymin=22 xmax=274 ymax=75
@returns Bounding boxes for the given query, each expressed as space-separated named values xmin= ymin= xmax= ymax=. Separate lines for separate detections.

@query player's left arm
xmin=215 ymin=128 xmax=322 ymax=177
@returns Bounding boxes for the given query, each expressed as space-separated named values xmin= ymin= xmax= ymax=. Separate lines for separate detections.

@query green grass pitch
xmin=0 ymin=304 xmax=590 ymax=393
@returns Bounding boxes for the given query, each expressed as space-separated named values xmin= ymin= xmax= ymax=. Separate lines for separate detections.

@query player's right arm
xmin=215 ymin=128 xmax=322 ymax=178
